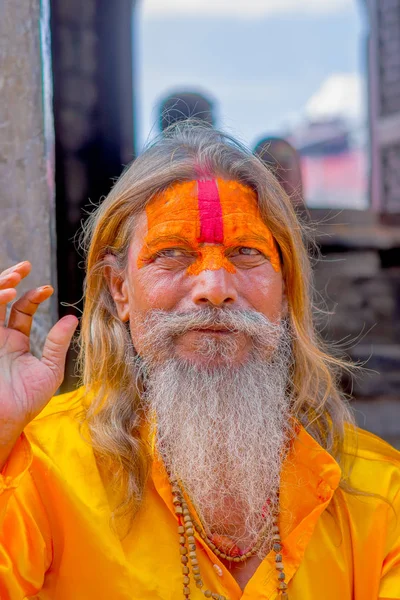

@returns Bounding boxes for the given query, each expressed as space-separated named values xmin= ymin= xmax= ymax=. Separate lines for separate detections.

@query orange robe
xmin=0 ymin=387 xmax=399 ymax=599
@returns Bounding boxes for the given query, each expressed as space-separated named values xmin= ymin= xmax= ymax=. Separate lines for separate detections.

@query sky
xmin=135 ymin=0 xmax=367 ymax=152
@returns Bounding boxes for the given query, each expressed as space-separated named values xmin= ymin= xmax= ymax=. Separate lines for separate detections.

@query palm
xmin=0 ymin=328 xmax=59 ymax=432
xmin=0 ymin=261 xmax=78 ymax=446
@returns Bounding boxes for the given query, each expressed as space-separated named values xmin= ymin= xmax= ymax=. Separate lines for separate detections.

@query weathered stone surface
xmin=378 ymin=0 xmax=400 ymax=116
xmin=314 ymin=251 xmax=380 ymax=279
xmin=347 ymin=344 xmax=400 ymax=398
xmin=0 ymin=0 xmax=57 ymax=355
xmin=352 ymin=397 xmax=400 ymax=449
xmin=315 ymin=223 xmax=400 ymax=445
xmin=314 ymin=259 xmax=400 ymax=345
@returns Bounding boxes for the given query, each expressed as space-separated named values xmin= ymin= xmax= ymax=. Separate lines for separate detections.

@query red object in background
xmin=301 ymin=148 xmax=367 ymax=208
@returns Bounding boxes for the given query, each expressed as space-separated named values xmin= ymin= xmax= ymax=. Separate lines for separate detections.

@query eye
xmin=226 ymin=246 xmax=267 ymax=269
xmin=151 ymin=247 xmax=197 ymax=270
xmin=156 ymin=248 xmax=188 ymax=258
xmin=237 ymin=247 xmax=262 ymax=256
xmin=229 ymin=246 xmax=264 ymax=258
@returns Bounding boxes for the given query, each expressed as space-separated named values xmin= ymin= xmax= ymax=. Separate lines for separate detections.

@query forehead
xmin=142 ymin=178 xmax=267 ymax=243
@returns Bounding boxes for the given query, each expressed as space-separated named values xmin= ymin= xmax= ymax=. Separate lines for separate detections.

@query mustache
xmin=142 ymin=307 xmax=283 ymax=335
xmin=136 ymin=307 xmax=289 ymax=354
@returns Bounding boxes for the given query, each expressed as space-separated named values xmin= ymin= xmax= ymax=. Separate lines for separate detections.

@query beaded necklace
xmin=170 ymin=477 xmax=289 ymax=599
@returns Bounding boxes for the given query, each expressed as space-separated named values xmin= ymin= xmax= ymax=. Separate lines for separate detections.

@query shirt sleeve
xmin=379 ymin=487 xmax=400 ymax=599
xmin=0 ymin=432 xmax=52 ymax=599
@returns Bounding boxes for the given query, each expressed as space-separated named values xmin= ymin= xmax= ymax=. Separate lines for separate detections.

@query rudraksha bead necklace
xmin=170 ymin=477 xmax=289 ymax=600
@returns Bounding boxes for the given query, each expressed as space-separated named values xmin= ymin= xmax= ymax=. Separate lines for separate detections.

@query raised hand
xmin=0 ymin=261 xmax=78 ymax=462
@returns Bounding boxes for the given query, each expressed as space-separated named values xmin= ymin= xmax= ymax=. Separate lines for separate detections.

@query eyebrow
xmin=224 ymin=234 xmax=273 ymax=247
xmin=144 ymin=235 xmax=195 ymax=250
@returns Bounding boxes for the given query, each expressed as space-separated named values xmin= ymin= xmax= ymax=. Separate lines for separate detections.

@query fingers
xmin=0 ymin=261 xmax=32 ymax=327
xmin=41 ymin=316 xmax=79 ymax=382
xmin=7 ymin=286 xmax=54 ymax=337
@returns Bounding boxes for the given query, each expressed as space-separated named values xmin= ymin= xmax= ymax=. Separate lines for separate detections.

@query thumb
xmin=41 ymin=315 xmax=79 ymax=379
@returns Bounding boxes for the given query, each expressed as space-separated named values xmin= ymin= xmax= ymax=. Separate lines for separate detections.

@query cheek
xmin=239 ymin=269 xmax=284 ymax=320
xmin=129 ymin=266 xmax=188 ymax=311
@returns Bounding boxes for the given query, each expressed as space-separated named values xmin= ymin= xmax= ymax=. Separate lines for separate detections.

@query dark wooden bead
xmin=273 ymin=543 xmax=282 ymax=552
xmin=278 ymin=572 xmax=286 ymax=581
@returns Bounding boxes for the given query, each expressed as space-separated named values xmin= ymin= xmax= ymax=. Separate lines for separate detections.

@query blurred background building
xmin=1 ymin=0 xmax=400 ymax=443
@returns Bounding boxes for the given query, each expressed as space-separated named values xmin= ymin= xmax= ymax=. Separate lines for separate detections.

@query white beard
xmin=136 ymin=309 xmax=293 ymax=550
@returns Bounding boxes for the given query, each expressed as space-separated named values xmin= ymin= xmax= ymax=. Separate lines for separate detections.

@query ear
xmin=104 ymin=257 xmax=130 ymax=322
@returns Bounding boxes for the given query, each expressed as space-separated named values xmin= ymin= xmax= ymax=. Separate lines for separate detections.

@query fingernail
xmin=38 ymin=285 xmax=52 ymax=292
xmin=13 ymin=261 xmax=27 ymax=269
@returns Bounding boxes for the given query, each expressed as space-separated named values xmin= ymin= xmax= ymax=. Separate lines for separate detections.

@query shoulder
xmin=32 ymin=386 xmax=88 ymax=421
xmin=342 ymin=425 xmax=400 ymax=500
xmin=23 ymin=386 xmax=97 ymax=475
xmin=24 ymin=386 xmax=89 ymax=448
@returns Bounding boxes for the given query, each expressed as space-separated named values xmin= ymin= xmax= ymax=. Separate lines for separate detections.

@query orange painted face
xmin=137 ymin=179 xmax=281 ymax=275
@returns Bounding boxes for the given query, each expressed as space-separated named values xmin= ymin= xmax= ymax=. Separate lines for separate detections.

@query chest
xmin=225 ymin=556 xmax=263 ymax=591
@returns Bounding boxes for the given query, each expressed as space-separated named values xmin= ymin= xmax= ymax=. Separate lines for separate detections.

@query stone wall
xmin=312 ymin=209 xmax=400 ymax=446
xmin=0 ymin=0 xmax=57 ymax=355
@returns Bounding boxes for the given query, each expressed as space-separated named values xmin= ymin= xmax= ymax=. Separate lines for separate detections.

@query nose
xmin=191 ymin=268 xmax=238 ymax=307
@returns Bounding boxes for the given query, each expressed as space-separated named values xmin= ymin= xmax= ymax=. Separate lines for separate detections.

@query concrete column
xmin=0 ymin=0 xmax=57 ymax=355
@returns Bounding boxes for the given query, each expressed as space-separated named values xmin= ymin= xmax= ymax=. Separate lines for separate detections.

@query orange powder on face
xmin=137 ymin=179 xmax=281 ymax=274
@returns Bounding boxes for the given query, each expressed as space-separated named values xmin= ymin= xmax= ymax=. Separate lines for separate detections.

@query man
xmin=0 ymin=123 xmax=399 ymax=600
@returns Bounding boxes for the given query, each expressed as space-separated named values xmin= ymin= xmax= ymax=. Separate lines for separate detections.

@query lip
xmin=189 ymin=327 xmax=235 ymax=335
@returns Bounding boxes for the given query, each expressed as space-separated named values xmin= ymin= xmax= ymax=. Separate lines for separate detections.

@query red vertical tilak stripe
xmin=197 ymin=180 xmax=224 ymax=243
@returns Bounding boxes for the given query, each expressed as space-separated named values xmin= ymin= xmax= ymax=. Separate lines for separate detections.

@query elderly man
xmin=0 ymin=124 xmax=399 ymax=600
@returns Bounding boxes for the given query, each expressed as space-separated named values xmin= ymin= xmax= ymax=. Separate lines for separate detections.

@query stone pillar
xmin=0 ymin=0 xmax=56 ymax=355
xmin=365 ymin=0 xmax=400 ymax=216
